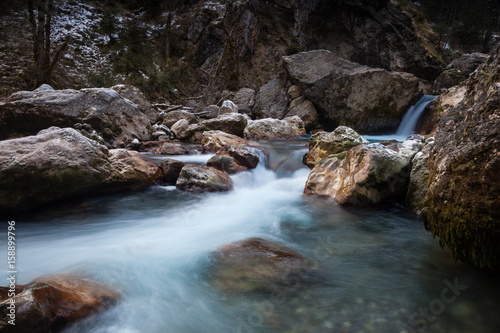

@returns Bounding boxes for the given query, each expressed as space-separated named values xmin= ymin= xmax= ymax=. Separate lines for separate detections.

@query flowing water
xmin=2 ymin=139 xmax=500 ymax=333
xmin=364 ymin=95 xmax=438 ymax=142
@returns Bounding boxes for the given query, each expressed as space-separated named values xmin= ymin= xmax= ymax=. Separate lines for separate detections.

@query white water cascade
xmin=364 ymin=95 xmax=438 ymax=142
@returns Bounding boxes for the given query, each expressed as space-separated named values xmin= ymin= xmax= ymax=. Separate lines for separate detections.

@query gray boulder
xmin=244 ymin=118 xmax=304 ymax=140
xmin=0 ymin=127 xmax=162 ymax=212
xmin=219 ymin=100 xmax=239 ymax=115
xmin=0 ymin=87 xmax=152 ymax=146
xmin=162 ymin=110 xmax=199 ymax=128
xmin=283 ymin=50 xmax=421 ymax=133
xmin=111 ymin=84 xmax=158 ymax=122
xmin=253 ymin=79 xmax=288 ymax=119
xmin=406 ymin=137 xmax=434 ymax=213
xmin=233 ymin=88 xmax=256 ymax=116
xmin=286 ymin=96 xmax=319 ymax=131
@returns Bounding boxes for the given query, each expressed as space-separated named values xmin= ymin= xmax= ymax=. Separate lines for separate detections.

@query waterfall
xmin=395 ymin=95 xmax=437 ymax=136
xmin=364 ymin=95 xmax=438 ymax=142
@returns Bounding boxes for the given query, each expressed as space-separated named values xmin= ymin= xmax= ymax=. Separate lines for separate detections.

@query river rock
xmin=151 ymin=142 xmax=190 ymax=155
xmin=0 ymin=274 xmax=120 ymax=333
xmin=0 ymin=127 xmax=163 ymax=212
xmin=288 ymin=85 xmax=303 ymax=100
xmin=106 ymin=149 xmax=164 ymax=189
xmin=304 ymin=126 xmax=368 ymax=169
xmin=283 ymin=50 xmax=421 ymax=133
xmin=219 ymin=100 xmax=239 ymax=114
xmin=284 ymin=116 xmax=306 ymax=137
xmin=202 ymin=131 xmax=260 ymax=169
xmin=304 ymin=143 xmax=411 ymax=205
xmin=176 ymin=165 xmax=233 ymax=192
xmin=198 ymin=105 xmax=220 ymax=119
xmin=422 ymin=46 xmax=500 ymax=271
xmin=286 ymin=95 xmax=319 ymax=131
xmin=207 ymin=155 xmax=247 ymax=174
xmin=209 ymin=237 xmax=312 ymax=293
xmin=233 ymin=87 xmax=256 ymax=116
xmin=253 ymin=79 xmax=288 ymax=119
xmin=201 ymin=113 xmax=248 ymax=137
xmin=0 ymin=87 xmax=151 ymax=146
xmin=244 ymin=118 xmax=303 ymax=140
xmin=171 ymin=119 xmax=191 ymax=140
xmin=111 ymin=84 xmax=158 ymax=122
xmin=162 ymin=110 xmax=199 ymax=128
xmin=161 ymin=158 xmax=185 ymax=184
xmin=406 ymin=137 xmax=434 ymax=213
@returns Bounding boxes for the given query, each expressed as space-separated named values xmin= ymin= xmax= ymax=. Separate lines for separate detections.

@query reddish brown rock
xmin=0 ymin=275 xmax=120 ymax=333
xmin=209 ymin=237 xmax=312 ymax=293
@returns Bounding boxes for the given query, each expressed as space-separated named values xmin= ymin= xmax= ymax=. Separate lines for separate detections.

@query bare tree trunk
xmin=36 ymin=0 xmax=46 ymax=86
xmin=165 ymin=12 xmax=172 ymax=69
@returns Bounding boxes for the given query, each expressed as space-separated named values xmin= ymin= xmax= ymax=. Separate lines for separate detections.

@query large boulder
xmin=176 ymin=165 xmax=233 ymax=192
xmin=0 ymin=274 xmax=120 ymax=333
xmin=304 ymin=143 xmax=410 ymax=205
xmin=111 ymin=84 xmax=158 ymax=122
xmin=244 ymin=118 xmax=305 ymax=140
xmin=160 ymin=158 xmax=185 ymax=185
xmin=209 ymin=237 xmax=312 ymax=293
xmin=253 ymin=79 xmax=288 ymax=119
xmin=283 ymin=50 xmax=421 ymax=133
xmin=201 ymin=113 xmax=248 ymax=137
xmin=0 ymin=87 xmax=151 ymax=146
xmin=422 ymin=46 xmax=500 ymax=271
xmin=304 ymin=126 xmax=368 ymax=169
xmin=0 ymin=127 xmax=162 ymax=212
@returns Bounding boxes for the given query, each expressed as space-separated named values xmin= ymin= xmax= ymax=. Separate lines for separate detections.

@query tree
xmin=27 ymin=0 xmax=67 ymax=87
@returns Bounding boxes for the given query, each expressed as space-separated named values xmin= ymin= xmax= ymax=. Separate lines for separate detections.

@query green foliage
xmin=99 ymin=9 xmax=119 ymax=44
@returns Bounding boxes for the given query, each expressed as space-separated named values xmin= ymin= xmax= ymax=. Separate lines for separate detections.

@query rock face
xmin=304 ymin=126 xmax=368 ymax=168
xmin=0 ymin=127 xmax=162 ymax=212
xmin=209 ymin=237 xmax=312 ymax=293
xmin=0 ymin=274 xmax=120 ymax=333
xmin=244 ymin=118 xmax=305 ymax=140
xmin=304 ymin=144 xmax=410 ymax=205
xmin=283 ymin=50 xmax=421 ymax=133
xmin=422 ymin=46 xmax=500 ymax=271
xmin=176 ymin=165 xmax=233 ymax=192
xmin=253 ymin=79 xmax=289 ymax=119
xmin=0 ymin=87 xmax=151 ymax=146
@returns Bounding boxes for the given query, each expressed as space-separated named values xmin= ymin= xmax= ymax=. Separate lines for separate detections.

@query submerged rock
xmin=0 ymin=87 xmax=151 ymax=146
xmin=176 ymin=165 xmax=233 ymax=192
xmin=0 ymin=127 xmax=162 ymax=212
xmin=244 ymin=118 xmax=305 ymax=140
xmin=304 ymin=144 xmax=410 ymax=205
xmin=422 ymin=46 xmax=500 ymax=271
xmin=209 ymin=237 xmax=312 ymax=293
xmin=0 ymin=274 xmax=120 ymax=333
xmin=304 ymin=126 xmax=368 ymax=169
xmin=283 ymin=50 xmax=421 ymax=133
